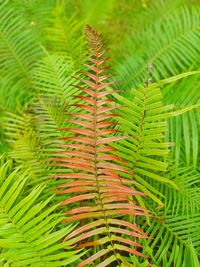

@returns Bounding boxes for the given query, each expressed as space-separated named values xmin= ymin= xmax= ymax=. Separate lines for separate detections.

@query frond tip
xmin=53 ymin=25 xmax=148 ymax=266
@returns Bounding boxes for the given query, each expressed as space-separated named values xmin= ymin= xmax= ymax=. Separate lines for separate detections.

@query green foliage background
xmin=0 ymin=0 xmax=200 ymax=266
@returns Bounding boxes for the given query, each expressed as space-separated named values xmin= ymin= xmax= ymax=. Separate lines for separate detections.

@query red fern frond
xmin=53 ymin=25 xmax=148 ymax=266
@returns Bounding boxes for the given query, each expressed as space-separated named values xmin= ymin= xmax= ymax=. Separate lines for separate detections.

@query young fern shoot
xmin=53 ymin=25 xmax=148 ymax=266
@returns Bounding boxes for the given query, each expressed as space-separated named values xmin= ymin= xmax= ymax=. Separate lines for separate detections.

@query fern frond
xmin=140 ymin=219 xmax=199 ymax=267
xmin=1 ymin=108 xmax=48 ymax=180
xmin=0 ymin=160 xmax=84 ymax=266
xmin=46 ymin=8 xmax=84 ymax=64
xmin=112 ymin=81 xmax=177 ymax=207
xmin=53 ymin=26 xmax=148 ymax=266
xmin=32 ymin=52 xmax=79 ymax=99
xmin=161 ymin=165 xmax=200 ymax=216
xmin=12 ymin=0 xmax=56 ymax=40
xmin=115 ymin=5 xmax=200 ymax=90
xmin=112 ymin=72 xmax=200 ymax=208
xmin=162 ymin=74 xmax=200 ymax=168
xmin=1 ymin=97 xmax=70 ymax=186
xmin=135 ymin=165 xmax=200 ymax=266
xmin=0 ymin=1 xmax=42 ymax=111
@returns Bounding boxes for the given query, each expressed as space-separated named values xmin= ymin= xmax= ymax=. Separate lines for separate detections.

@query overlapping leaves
xmin=0 ymin=159 xmax=83 ymax=266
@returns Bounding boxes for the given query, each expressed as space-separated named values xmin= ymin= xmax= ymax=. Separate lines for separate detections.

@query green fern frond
xmin=140 ymin=219 xmax=199 ymax=267
xmin=112 ymin=72 xmax=200 ymax=208
xmin=0 ymin=160 xmax=84 ymax=266
xmin=32 ymin=53 xmax=79 ymax=99
xmin=115 ymin=5 xmax=200 ymax=90
xmin=112 ymin=81 xmax=176 ymax=207
xmin=161 ymin=165 xmax=200 ymax=216
xmin=46 ymin=7 xmax=84 ymax=63
xmin=1 ymin=96 xmax=83 ymax=195
xmin=136 ymin=165 xmax=200 ymax=265
xmin=0 ymin=1 xmax=43 ymax=111
xmin=11 ymin=0 xmax=56 ymax=41
xmin=1 ymin=98 xmax=67 ymax=185
xmin=162 ymin=74 xmax=200 ymax=168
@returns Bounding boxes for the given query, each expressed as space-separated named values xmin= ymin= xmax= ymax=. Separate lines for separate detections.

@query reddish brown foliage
xmin=53 ymin=25 xmax=148 ymax=266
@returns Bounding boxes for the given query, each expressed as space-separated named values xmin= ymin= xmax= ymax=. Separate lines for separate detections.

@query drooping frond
xmin=53 ymin=25 xmax=148 ymax=266
xmin=1 ymin=108 xmax=49 ymax=182
xmin=139 ymin=219 xmax=199 ymax=267
xmin=162 ymin=74 xmax=200 ymax=168
xmin=134 ymin=165 xmax=200 ymax=266
xmin=115 ymin=5 xmax=200 ymax=90
xmin=134 ymin=0 xmax=183 ymax=27
xmin=1 ymin=97 xmax=71 ymax=186
xmin=1 ymin=110 xmax=32 ymax=147
xmin=0 ymin=1 xmax=43 ymax=111
xmin=0 ymin=160 xmax=84 ymax=266
xmin=163 ymin=166 xmax=200 ymax=216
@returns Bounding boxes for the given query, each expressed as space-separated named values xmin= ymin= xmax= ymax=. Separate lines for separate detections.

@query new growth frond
xmin=52 ymin=25 xmax=148 ymax=266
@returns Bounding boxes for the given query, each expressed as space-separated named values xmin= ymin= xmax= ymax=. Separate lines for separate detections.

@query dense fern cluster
xmin=0 ymin=0 xmax=200 ymax=266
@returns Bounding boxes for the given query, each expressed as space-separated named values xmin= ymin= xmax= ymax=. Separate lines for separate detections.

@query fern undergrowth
xmin=0 ymin=1 xmax=200 ymax=266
